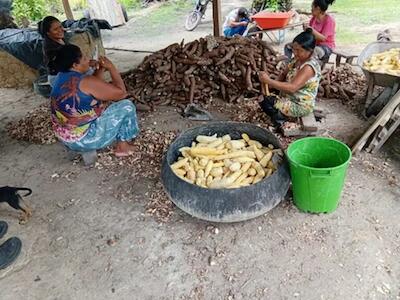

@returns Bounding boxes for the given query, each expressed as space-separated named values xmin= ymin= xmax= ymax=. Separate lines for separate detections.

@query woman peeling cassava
xmin=51 ymin=44 xmax=139 ymax=157
xmin=258 ymin=29 xmax=321 ymax=127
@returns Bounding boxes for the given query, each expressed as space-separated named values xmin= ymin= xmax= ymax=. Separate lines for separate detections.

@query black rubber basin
xmin=161 ymin=122 xmax=291 ymax=222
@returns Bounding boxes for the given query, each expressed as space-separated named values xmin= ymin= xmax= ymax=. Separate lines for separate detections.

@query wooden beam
xmin=352 ymin=89 xmax=400 ymax=154
xmin=62 ymin=0 xmax=74 ymax=20
xmin=212 ymin=0 xmax=222 ymax=37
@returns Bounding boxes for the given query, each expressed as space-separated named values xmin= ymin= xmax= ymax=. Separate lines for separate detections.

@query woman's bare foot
xmin=114 ymin=141 xmax=137 ymax=157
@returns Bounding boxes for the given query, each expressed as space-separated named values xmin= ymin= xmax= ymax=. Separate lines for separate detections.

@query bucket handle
xmin=309 ymin=169 xmax=332 ymax=178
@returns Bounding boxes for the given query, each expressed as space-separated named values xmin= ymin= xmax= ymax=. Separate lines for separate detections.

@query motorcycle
xmin=185 ymin=0 xmax=212 ymax=31
xmin=184 ymin=0 xmax=269 ymax=32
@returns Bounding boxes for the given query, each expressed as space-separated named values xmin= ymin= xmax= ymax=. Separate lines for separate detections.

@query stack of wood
xmin=122 ymin=36 xmax=284 ymax=107
xmin=319 ymin=64 xmax=367 ymax=103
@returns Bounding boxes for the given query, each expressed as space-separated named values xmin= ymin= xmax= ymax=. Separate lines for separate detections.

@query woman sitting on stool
xmin=258 ymin=29 xmax=321 ymax=127
xmin=51 ymin=44 xmax=139 ymax=157
xmin=284 ymin=0 xmax=336 ymax=62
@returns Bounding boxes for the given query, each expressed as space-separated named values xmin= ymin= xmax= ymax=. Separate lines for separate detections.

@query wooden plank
xmin=369 ymin=106 xmax=400 ymax=153
xmin=283 ymin=127 xmax=318 ymax=137
xmin=105 ymin=47 xmax=154 ymax=54
xmin=282 ymin=121 xmax=318 ymax=137
xmin=301 ymin=113 xmax=318 ymax=131
xmin=332 ymin=50 xmax=357 ymax=59
xmin=332 ymin=51 xmax=357 ymax=67
xmin=212 ymin=0 xmax=222 ymax=37
xmin=352 ymin=89 xmax=400 ymax=154
xmin=88 ymin=0 xmax=125 ymax=27
xmin=365 ymin=126 xmax=384 ymax=152
xmin=62 ymin=0 xmax=74 ymax=20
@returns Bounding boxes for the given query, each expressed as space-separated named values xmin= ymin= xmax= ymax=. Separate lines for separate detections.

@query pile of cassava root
xmin=122 ymin=35 xmax=285 ymax=107
xmin=6 ymin=104 xmax=56 ymax=144
xmin=318 ymin=64 xmax=367 ymax=103
xmin=122 ymin=36 xmax=367 ymax=109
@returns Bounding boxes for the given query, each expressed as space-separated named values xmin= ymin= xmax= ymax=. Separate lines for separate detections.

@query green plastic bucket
xmin=286 ymin=137 xmax=352 ymax=213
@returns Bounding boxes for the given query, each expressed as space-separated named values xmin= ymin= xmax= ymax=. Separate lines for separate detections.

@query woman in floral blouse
xmin=258 ymin=28 xmax=321 ymax=126
xmin=50 ymin=44 xmax=139 ymax=157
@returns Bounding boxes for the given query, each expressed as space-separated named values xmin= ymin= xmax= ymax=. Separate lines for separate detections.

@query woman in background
xmin=285 ymin=0 xmax=336 ymax=62
xmin=39 ymin=16 xmax=97 ymax=86
xmin=38 ymin=16 xmax=65 ymax=84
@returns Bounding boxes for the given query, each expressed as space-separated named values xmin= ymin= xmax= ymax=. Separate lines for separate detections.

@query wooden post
xmin=62 ymin=0 xmax=74 ymax=20
xmin=212 ymin=0 xmax=222 ymax=37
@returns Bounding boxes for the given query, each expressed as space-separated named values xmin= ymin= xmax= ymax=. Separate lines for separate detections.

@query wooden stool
xmin=332 ymin=50 xmax=357 ymax=67
xmin=321 ymin=51 xmax=358 ymax=70
xmin=282 ymin=110 xmax=325 ymax=137
xmin=64 ymin=145 xmax=98 ymax=166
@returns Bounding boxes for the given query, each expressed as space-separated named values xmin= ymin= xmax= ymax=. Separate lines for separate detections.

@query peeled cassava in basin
xmin=161 ymin=122 xmax=290 ymax=222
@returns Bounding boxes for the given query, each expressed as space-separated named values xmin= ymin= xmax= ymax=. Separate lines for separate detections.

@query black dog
xmin=0 ymin=186 xmax=32 ymax=223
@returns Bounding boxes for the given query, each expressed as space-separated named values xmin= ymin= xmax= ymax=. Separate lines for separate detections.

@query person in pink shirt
xmin=305 ymin=0 xmax=336 ymax=60
xmin=285 ymin=0 xmax=336 ymax=62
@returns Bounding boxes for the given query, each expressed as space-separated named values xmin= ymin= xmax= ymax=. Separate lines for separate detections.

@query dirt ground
xmin=1 ymin=2 xmax=400 ymax=300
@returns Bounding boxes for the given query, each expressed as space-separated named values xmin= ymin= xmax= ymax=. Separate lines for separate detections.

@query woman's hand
xmin=89 ymin=59 xmax=100 ymax=69
xmin=303 ymin=22 xmax=311 ymax=31
xmin=99 ymin=56 xmax=116 ymax=71
xmin=258 ymin=71 xmax=271 ymax=84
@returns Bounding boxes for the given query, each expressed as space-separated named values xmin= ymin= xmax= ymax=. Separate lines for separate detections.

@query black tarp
xmin=0 ymin=29 xmax=44 ymax=70
xmin=0 ymin=19 xmax=111 ymax=72
xmin=62 ymin=18 xmax=112 ymax=39
xmin=0 ymin=0 xmax=12 ymax=12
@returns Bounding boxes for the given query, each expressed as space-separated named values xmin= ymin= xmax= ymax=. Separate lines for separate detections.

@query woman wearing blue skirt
xmin=50 ymin=44 xmax=139 ymax=157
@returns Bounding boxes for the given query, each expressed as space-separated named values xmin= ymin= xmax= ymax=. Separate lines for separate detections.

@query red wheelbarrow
xmin=247 ymin=11 xmax=302 ymax=44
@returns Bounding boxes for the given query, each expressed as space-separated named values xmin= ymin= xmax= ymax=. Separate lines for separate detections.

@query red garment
xmin=309 ymin=14 xmax=336 ymax=50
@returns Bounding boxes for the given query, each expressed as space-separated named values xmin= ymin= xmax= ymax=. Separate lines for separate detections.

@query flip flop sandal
xmin=0 ymin=221 xmax=8 ymax=239
xmin=114 ymin=151 xmax=134 ymax=158
xmin=0 ymin=237 xmax=22 ymax=270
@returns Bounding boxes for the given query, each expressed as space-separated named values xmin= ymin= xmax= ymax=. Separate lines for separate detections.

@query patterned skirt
xmin=274 ymin=97 xmax=314 ymax=118
xmin=63 ymin=99 xmax=139 ymax=152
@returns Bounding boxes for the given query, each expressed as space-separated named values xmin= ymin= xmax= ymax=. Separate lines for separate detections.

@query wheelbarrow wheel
xmin=185 ymin=11 xmax=202 ymax=31
xmin=247 ymin=26 xmax=263 ymax=40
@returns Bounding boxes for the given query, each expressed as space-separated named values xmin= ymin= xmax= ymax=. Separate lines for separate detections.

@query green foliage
xmin=266 ymin=0 xmax=280 ymax=11
xmin=119 ymin=0 xmax=141 ymax=9
xmin=46 ymin=0 xmax=63 ymax=14
xmin=266 ymin=0 xmax=293 ymax=11
xmin=69 ymin=0 xmax=88 ymax=10
xmin=253 ymin=0 xmax=293 ymax=11
xmin=12 ymin=0 xmax=48 ymax=24
xmin=279 ymin=0 xmax=293 ymax=11
xmin=146 ymin=0 xmax=191 ymax=26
